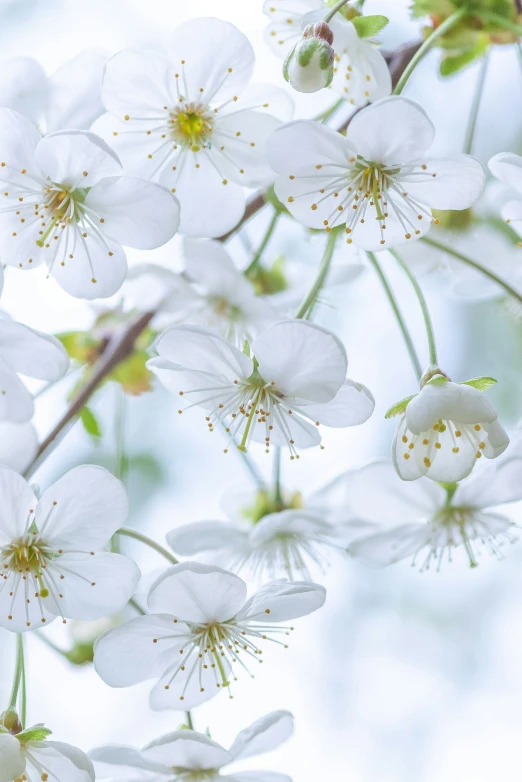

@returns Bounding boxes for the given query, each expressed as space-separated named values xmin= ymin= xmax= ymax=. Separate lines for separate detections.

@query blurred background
xmin=2 ymin=1 xmax=522 ymax=780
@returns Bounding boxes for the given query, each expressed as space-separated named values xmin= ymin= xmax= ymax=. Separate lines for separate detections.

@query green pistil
xmin=372 ymin=173 xmax=385 ymax=221
xmin=238 ymin=389 xmax=261 ymax=452
xmin=36 ymin=214 xmax=60 ymax=247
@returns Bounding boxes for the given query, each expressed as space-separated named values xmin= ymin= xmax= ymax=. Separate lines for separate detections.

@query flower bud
xmin=0 ymin=708 xmax=22 ymax=735
xmin=283 ymin=22 xmax=335 ymax=93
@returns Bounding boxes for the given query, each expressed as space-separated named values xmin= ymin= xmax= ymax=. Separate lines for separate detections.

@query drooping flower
xmin=391 ymin=377 xmax=509 ymax=482
xmin=93 ymin=18 xmax=293 ymax=239
xmin=488 ymin=151 xmax=522 ymax=239
xmin=0 ymin=110 xmax=180 ymax=298
xmin=0 ymin=421 xmax=37 ymax=472
xmin=347 ymin=457 xmax=522 ymax=570
xmin=94 ymin=561 xmax=326 ymax=709
xmin=267 ymin=96 xmax=486 ymax=251
xmin=146 ymin=320 xmax=375 ymax=456
xmin=91 ymin=710 xmax=294 ymax=782
xmin=283 ymin=22 xmax=335 ymax=93
xmin=124 ymin=238 xmax=279 ymax=342
xmin=0 ymin=311 xmax=69 ymax=423
xmin=0 ymin=465 xmax=140 ymax=632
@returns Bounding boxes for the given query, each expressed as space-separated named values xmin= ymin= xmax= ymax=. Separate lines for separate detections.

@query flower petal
xmin=500 ymin=199 xmax=522 ymax=237
xmin=35 ymin=130 xmax=122 ymax=188
xmin=0 ymin=57 xmax=47 ymax=123
xmin=90 ymin=745 xmax=161 ymax=777
xmin=237 ymin=580 xmax=325 ymax=622
xmin=349 ymin=522 xmax=430 ymax=566
xmin=150 ymin=658 xmax=228 ymax=711
xmin=101 ymin=49 xmax=178 ymax=118
xmin=153 ymin=324 xmax=253 ymax=380
xmin=148 ymin=562 xmax=247 ymax=623
xmin=229 ymin=711 xmax=294 ymax=761
xmin=454 ymin=456 xmax=522 ymax=508
xmin=403 ymin=155 xmax=485 ymax=210
xmin=405 ymin=381 xmax=497 ymax=434
xmin=182 ymin=238 xmax=252 ymax=299
xmin=0 ymin=421 xmax=37 ymax=473
xmin=142 ymin=731 xmax=231 ymax=770
xmin=263 ymin=0 xmax=320 ymax=56
xmin=0 ymin=318 xmax=69 ymax=380
xmin=49 ymin=229 xmax=128 ymax=300
xmin=27 ymin=742 xmax=95 ymax=782
xmin=167 ymin=521 xmax=247 ymax=556
xmin=295 ymin=379 xmax=375 ymax=427
xmin=267 ymin=119 xmax=349 ymax=175
xmin=0 ymin=732 xmax=25 ymax=782
xmin=0 ymin=467 xmax=36 ymax=543
xmin=226 ymin=774 xmax=291 ymax=782
xmin=46 ymin=50 xmax=107 ymax=132
xmin=0 ymin=108 xmax=42 ymax=184
xmin=0 ymin=363 xmax=34 ymax=423
xmin=488 ymin=152 xmax=522 ymax=196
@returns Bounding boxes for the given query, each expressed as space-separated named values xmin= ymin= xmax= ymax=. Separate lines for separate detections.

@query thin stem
xmin=8 ymin=635 xmax=25 ymax=713
xmin=324 ymin=0 xmax=351 ymax=23
xmin=295 ymin=230 xmax=338 ymax=319
xmin=393 ymin=7 xmax=468 ymax=94
xmin=314 ymin=97 xmax=343 ymax=123
xmin=115 ymin=387 xmax=128 ymax=483
xmin=185 ymin=711 xmax=195 ymax=730
xmin=20 ymin=645 xmax=26 ymax=728
xmin=480 ymin=11 xmax=522 ymax=37
xmin=421 ymin=236 xmax=522 ymax=304
xmin=366 ymin=252 xmax=422 ymax=381
xmin=129 ymin=597 xmax=146 ymax=616
xmin=117 ymin=527 xmax=178 ymax=565
xmin=35 ymin=632 xmax=70 ymax=659
xmin=219 ymin=420 xmax=268 ymax=490
xmin=390 ymin=249 xmax=438 ymax=366
xmin=245 ymin=210 xmax=280 ymax=275
xmin=463 ymin=53 xmax=489 ymax=154
xmin=273 ymin=447 xmax=283 ymax=506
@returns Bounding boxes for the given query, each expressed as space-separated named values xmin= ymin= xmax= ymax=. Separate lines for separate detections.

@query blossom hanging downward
xmin=94 ymin=18 xmax=293 ymax=238
xmin=0 ymin=465 xmax=140 ymax=632
xmin=488 ymin=151 xmax=522 ymax=239
xmin=347 ymin=458 xmax=522 ymax=569
xmin=0 ymin=311 xmax=69 ymax=423
xmin=0 ymin=110 xmax=180 ymax=298
xmin=283 ymin=22 xmax=335 ymax=93
xmin=146 ymin=320 xmax=374 ymax=457
xmin=390 ymin=377 xmax=509 ymax=482
xmin=267 ymin=97 xmax=486 ymax=250
xmin=92 ymin=710 xmax=294 ymax=782
xmin=94 ymin=561 xmax=326 ymax=710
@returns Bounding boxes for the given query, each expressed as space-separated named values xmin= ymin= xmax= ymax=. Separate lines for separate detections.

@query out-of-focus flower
xmin=489 ymin=152 xmax=522 ymax=240
xmin=283 ymin=21 xmax=335 ymax=93
xmin=0 ymin=111 xmax=180 ymax=298
xmin=147 ymin=320 xmax=374 ymax=456
xmin=94 ymin=561 xmax=326 ymax=709
xmin=0 ymin=421 xmax=37 ymax=472
xmin=268 ymin=96 xmax=485 ymax=251
xmin=93 ymin=18 xmax=293 ymax=239
xmin=348 ymin=457 xmax=522 ymax=569
xmin=0 ymin=465 xmax=140 ymax=632
xmin=91 ymin=711 xmax=294 ymax=782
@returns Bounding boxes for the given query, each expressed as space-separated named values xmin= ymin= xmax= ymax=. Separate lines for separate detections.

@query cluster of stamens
xmin=400 ymin=421 xmax=487 ymax=467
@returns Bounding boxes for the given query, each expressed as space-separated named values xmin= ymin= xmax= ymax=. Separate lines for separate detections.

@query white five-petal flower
xmin=94 ymin=561 xmax=326 ymax=709
xmin=0 ymin=465 xmax=140 ymax=632
xmin=91 ymin=710 xmax=294 ymax=782
xmin=488 ymin=151 xmax=522 ymax=238
xmin=0 ymin=110 xmax=180 ymax=298
xmin=0 ymin=728 xmax=94 ymax=782
xmin=0 ymin=311 xmax=68 ymax=423
xmin=93 ymin=18 xmax=293 ymax=238
xmin=146 ymin=320 xmax=375 ymax=456
xmin=267 ymin=96 xmax=486 ymax=250
xmin=392 ymin=379 xmax=509 ymax=482
xmin=347 ymin=458 xmax=522 ymax=569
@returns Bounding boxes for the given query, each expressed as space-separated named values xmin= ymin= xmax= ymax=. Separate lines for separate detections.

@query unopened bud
xmin=303 ymin=21 xmax=334 ymax=45
xmin=283 ymin=24 xmax=335 ymax=93
xmin=0 ymin=707 xmax=23 ymax=735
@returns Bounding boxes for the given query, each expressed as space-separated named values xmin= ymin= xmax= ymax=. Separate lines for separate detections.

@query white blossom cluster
xmin=1 ymin=2 xmax=522 ymax=780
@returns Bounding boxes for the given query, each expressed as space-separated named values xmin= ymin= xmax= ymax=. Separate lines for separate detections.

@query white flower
xmin=347 ymin=458 xmax=522 ymax=569
xmin=146 ymin=320 xmax=375 ymax=456
xmin=283 ymin=22 xmax=335 ymax=94
xmin=93 ymin=18 xmax=293 ymax=239
xmin=488 ymin=151 xmax=522 ymax=238
xmin=124 ymin=238 xmax=278 ymax=342
xmin=263 ymin=1 xmax=391 ymax=106
xmin=392 ymin=378 xmax=509 ymax=482
xmin=0 ymin=421 xmax=37 ymax=472
xmin=0 ymin=465 xmax=140 ymax=632
xmin=267 ymin=96 xmax=486 ymax=251
xmin=91 ymin=710 xmax=293 ymax=782
xmin=0 ymin=311 xmax=69 ymax=423
xmin=0 ymin=727 xmax=94 ymax=782
xmin=0 ymin=110 xmax=180 ymax=299
xmin=94 ymin=561 xmax=326 ymax=709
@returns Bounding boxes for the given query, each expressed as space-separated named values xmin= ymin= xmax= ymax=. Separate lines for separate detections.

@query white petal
xmin=267 ymin=119 xmax=349 ymax=175
xmin=405 ymin=382 xmax=497 ymax=434
xmin=0 ymin=467 xmax=36 ymax=543
xmin=0 ymin=319 xmax=69 ymax=380
xmin=500 ymin=199 xmax=522 ymax=237
xmin=49 ymin=229 xmax=128 ymax=300
xmin=124 ymin=263 xmax=188 ymax=312
xmin=168 ymin=18 xmax=254 ymax=105
xmin=0 ymin=732 xmax=25 ymax=782
xmin=35 ymin=465 xmax=129 ymax=549
xmin=0 ymin=108 xmax=42 ymax=184
xmin=227 ymin=773 xmax=291 ymax=782
xmin=295 ymin=379 xmax=374 ymax=427
xmin=35 ymin=130 xmax=122 ymax=188
xmin=142 ymin=731 xmax=231 ymax=770
xmin=403 ymin=155 xmax=485 ymax=210
xmin=229 ymin=711 xmax=294 ymax=761
xmin=263 ymin=0 xmax=320 ymax=56
xmin=90 ymin=745 xmax=162 ymax=778
xmin=27 ymin=742 xmax=94 ymax=782
xmin=454 ymin=456 xmax=522 ymax=508
xmin=46 ymin=49 xmax=106 ymax=132
xmin=213 ymin=110 xmax=285 ymax=188
xmin=0 ymin=568 xmax=57 ymax=631
xmin=251 ymin=408 xmax=322 ymax=449
xmin=150 ymin=657 xmax=229 ymax=711
xmin=153 ymin=324 xmax=253 ymax=380
xmin=253 ymin=321 xmax=347 ymax=403
xmin=0 ymin=57 xmax=47 ymax=123
xmin=482 ymin=419 xmax=509 ymax=458
xmin=148 ymin=562 xmax=247 ymax=623
xmin=347 ymin=192 xmax=432 ymax=251
xmin=220 ymin=83 xmax=294 ymax=122
xmin=85 ymin=177 xmax=180 ymax=249
xmin=349 ymin=522 xmax=429 ymax=566
xmin=330 ymin=29 xmax=392 ymax=106
xmin=237 ymin=580 xmax=325 ymax=622
xmin=182 ymin=238 xmax=252 ymax=299
xmin=101 ymin=49 xmax=177 ymax=118
xmin=345 ymin=97 xmax=435 ymax=166
xmin=0 ymin=363 xmax=34 ymax=422
xmin=167 ymin=522 xmax=247 ymax=556
xmin=488 ymin=152 xmax=522 ymax=195
xmin=0 ymin=421 xmax=37 ymax=473
xmin=94 ymin=615 xmax=187 ymax=687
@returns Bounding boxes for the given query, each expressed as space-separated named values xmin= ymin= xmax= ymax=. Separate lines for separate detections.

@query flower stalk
xmin=323 ymin=0 xmax=351 ymax=24
xmin=463 ymin=53 xmax=489 ymax=154
xmin=295 ymin=230 xmax=338 ymax=319
xmin=117 ymin=527 xmax=179 ymax=565
xmin=245 ymin=210 xmax=280 ymax=276
xmin=8 ymin=635 xmax=25 ymax=719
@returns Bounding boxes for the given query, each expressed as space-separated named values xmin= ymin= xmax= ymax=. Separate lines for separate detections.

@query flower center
xmin=171 ymin=771 xmax=219 ymax=782
xmin=401 ymin=420 xmax=487 ymax=468
xmin=1 ymin=533 xmax=54 ymax=600
xmin=241 ymin=489 xmax=304 ymax=524
xmin=170 ymin=102 xmax=214 ymax=151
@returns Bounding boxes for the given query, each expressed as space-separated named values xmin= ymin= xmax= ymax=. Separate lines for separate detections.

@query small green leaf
xmin=352 ymin=14 xmax=388 ymax=38
xmin=79 ymin=407 xmax=102 ymax=440
xmin=384 ymin=393 xmax=417 ymax=419
xmin=17 ymin=724 xmax=52 ymax=743
xmin=440 ymin=40 xmax=488 ymax=76
xmin=461 ymin=376 xmax=497 ymax=391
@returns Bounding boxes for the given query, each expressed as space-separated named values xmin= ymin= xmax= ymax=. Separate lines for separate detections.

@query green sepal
xmin=384 ymin=393 xmax=417 ymax=419
xmin=17 ymin=724 xmax=52 ymax=743
xmin=410 ymin=0 xmax=455 ymax=18
xmin=352 ymin=14 xmax=388 ymax=38
xmin=460 ymin=376 xmax=497 ymax=391
xmin=440 ymin=38 xmax=489 ymax=76
xmin=79 ymin=407 xmax=102 ymax=440
xmin=296 ymin=38 xmax=320 ymax=68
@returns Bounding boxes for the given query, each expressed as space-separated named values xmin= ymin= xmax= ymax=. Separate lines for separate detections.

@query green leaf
xmin=17 ymin=724 xmax=52 ymax=743
xmin=79 ymin=407 xmax=102 ymax=440
xmin=384 ymin=393 xmax=417 ymax=419
xmin=440 ymin=39 xmax=489 ymax=76
xmin=410 ymin=0 xmax=456 ymax=18
xmin=352 ymin=14 xmax=388 ymax=38
xmin=461 ymin=376 xmax=497 ymax=391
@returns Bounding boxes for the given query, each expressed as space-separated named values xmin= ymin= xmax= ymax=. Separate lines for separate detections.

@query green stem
xmin=244 ymin=211 xmax=280 ymax=276
xmin=480 ymin=11 xmax=522 ymax=37
xmin=295 ymin=230 xmax=338 ymax=319
xmin=314 ymin=98 xmax=343 ymax=123
xmin=129 ymin=597 xmax=146 ymax=616
xmin=421 ymin=236 xmax=522 ymax=305
xmin=185 ymin=711 xmax=195 ymax=730
xmin=218 ymin=421 xmax=267 ymax=490
xmin=8 ymin=635 xmax=25 ymax=714
xmin=393 ymin=7 xmax=469 ymax=94
xmin=324 ymin=0 xmax=351 ymax=23
xmin=35 ymin=632 xmax=70 ymax=659
xmin=366 ymin=252 xmax=422 ymax=381
xmin=20 ymin=646 xmax=26 ymax=728
xmin=390 ymin=249 xmax=438 ymax=366
xmin=115 ymin=388 xmax=128 ymax=483
xmin=117 ymin=527 xmax=178 ymax=565
xmin=463 ymin=53 xmax=489 ymax=154
xmin=273 ymin=447 xmax=283 ymax=506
